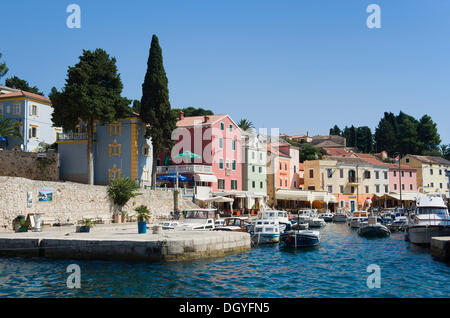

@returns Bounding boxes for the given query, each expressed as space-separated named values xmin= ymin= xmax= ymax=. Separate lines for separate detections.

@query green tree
xmin=440 ymin=144 xmax=450 ymax=160
xmin=299 ymin=145 xmax=323 ymax=163
xmin=172 ymin=106 xmax=214 ymax=117
xmin=107 ymin=177 xmax=141 ymax=214
xmin=50 ymin=49 xmax=130 ymax=184
xmin=132 ymin=100 xmax=141 ymax=113
xmin=342 ymin=125 xmax=358 ymax=148
xmin=237 ymin=118 xmax=254 ymax=132
xmin=0 ymin=52 xmax=8 ymax=80
xmin=374 ymin=112 xmax=398 ymax=155
xmin=396 ymin=111 xmax=420 ymax=155
xmin=417 ymin=115 xmax=441 ymax=154
xmin=5 ymin=76 xmax=44 ymax=95
xmin=140 ymin=35 xmax=178 ymax=189
xmin=356 ymin=126 xmax=374 ymax=153
xmin=0 ymin=117 xmax=22 ymax=140
xmin=329 ymin=125 xmax=341 ymax=136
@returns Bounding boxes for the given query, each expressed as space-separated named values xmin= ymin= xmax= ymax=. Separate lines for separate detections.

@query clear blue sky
xmin=1 ymin=0 xmax=449 ymax=144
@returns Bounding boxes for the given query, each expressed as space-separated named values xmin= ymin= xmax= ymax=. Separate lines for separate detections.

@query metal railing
xmin=56 ymin=132 xmax=96 ymax=141
xmin=156 ymin=164 xmax=213 ymax=174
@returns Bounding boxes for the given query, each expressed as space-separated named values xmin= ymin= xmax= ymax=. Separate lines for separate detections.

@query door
xmin=350 ymin=201 xmax=355 ymax=212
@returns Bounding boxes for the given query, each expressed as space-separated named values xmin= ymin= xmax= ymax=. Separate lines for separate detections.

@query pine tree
xmin=50 ymin=49 xmax=130 ymax=184
xmin=140 ymin=35 xmax=177 ymax=189
xmin=0 ymin=52 xmax=7 ymax=80
xmin=5 ymin=76 xmax=43 ymax=95
xmin=417 ymin=115 xmax=441 ymax=154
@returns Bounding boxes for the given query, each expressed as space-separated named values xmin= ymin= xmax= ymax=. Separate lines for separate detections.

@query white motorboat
xmin=256 ymin=210 xmax=289 ymax=233
xmin=333 ymin=210 xmax=348 ymax=223
xmin=176 ymin=208 xmax=216 ymax=231
xmin=407 ymin=194 xmax=450 ymax=246
xmin=308 ymin=215 xmax=326 ymax=228
xmin=297 ymin=209 xmax=313 ymax=223
xmin=161 ymin=221 xmax=179 ymax=230
xmin=320 ymin=212 xmax=334 ymax=222
xmin=349 ymin=211 xmax=368 ymax=229
xmin=251 ymin=218 xmax=280 ymax=244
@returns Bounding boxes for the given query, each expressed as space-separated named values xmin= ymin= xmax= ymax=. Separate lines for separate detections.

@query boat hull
xmin=358 ymin=225 xmax=391 ymax=238
xmin=281 ymin=232 xmax=320 ymax=248
xmin=333 ymin=215 xmax=347 ymax=223
xmin=408 ymin=226 xmax=450 ymax=246
xmin=251 ymin=233 xmax=280 ymax=244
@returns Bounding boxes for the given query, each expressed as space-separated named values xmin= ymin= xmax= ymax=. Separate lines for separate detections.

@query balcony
xmin=347 ymin=177 xmax=361 ymax=185
xmin=156 ymin=164 xmax=213 ymax=174
xmin=56 ymin=132 xmax=96 ymax=142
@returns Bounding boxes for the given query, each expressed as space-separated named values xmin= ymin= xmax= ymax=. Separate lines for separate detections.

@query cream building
xmin=401 ymin=155 xmax=450 ymax=195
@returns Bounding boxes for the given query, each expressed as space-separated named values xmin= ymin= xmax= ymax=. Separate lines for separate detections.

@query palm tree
xmin=237 ymin=118 xmax=254 ymax=132
xmin=0 ymin=117 xmax=22 ymax=140
xmin=440 ymin=144 xmax=450 ymax=160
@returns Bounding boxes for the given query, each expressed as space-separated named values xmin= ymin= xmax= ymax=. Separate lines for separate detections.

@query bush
xmin=135 ymin=205 xmax=151 ymax=222
xmin=107 ymin=177 xmax=142 ymax=212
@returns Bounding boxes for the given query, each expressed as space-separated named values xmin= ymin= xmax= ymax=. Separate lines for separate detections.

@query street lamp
xmin=394 ymin=152 xmax=403 ymax=209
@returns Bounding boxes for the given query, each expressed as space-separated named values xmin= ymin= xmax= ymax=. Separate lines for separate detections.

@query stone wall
xmin=0 ymin=150 xmax=59 ymax=181
xmin=0 ymin=176 xmax=199 ymax=231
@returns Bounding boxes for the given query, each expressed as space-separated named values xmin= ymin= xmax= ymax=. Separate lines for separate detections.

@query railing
xmin=156 ymin=164 xmax=213 ymax=174
xmin=56 ymin=132 xmax=96 ymax=141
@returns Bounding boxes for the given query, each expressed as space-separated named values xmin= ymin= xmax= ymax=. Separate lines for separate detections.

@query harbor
xmin=1 ymin=222 xmax=449 ymax=298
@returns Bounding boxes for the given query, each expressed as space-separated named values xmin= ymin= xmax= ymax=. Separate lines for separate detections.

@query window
xmin=109 ymin=141 xmax=121 ymax=157
xmin=364 ymin=171 xmax=371 ymax=179
xmin=340 ymin=169 xmax=344 ymax=178
xmin=327 ymin=185 xmax=332 ymax=193
xmin=294 ymin=166 xmax=297 ymax=173
xmin=260 ymin=182 xmax=263 ymax=188
xmin=220 ymin=123 xmax=224 ymax=130
xmin=285 ymin=164 xmax=287 ymax=170
xmin=280 ymin=179 xmax=283 ymax=187
xmin=285 ymin=179 xmax=287 ymax=187
xmin=340 ymin=185 xmax=344 ymax=194
xmin=280 ymin=163 xmax=282 ymax=170
xmin=327 ymin=169 xmax=332 ymax=178
xmin=109 ymin=165 xmax=120 ymax=181
xmin=252 ymin=181 xmax=255 ymax=188
xmin=385 ymin=185 xmax=389 ymax=193
xmin=439 ymin=170 xmax=442 ymax=176
xmin=376 ymin=185 xmax=380 ymax=193
xmin=402 ymin=184 xmax=405 ymax=190
xmin=375 ymin=171 xmax=379 ymax=179
xmin=6 ymin=105 xmax=11 ymax=113
xmin=219 ymin=138 xmax=223 ymax=149
xmin=406 ymin=158 xmax=410 ymax=163
xmin=29 ymin=126 xmax=37 ymax=138
xmin=252 ymin=165 xmax=255 ymax=173
xmin=225 ymin=160 xmax=230 ymax=170
xmin=401 ymin=171 xmax=405 ymax=178
xmin=384 ymin=171 xmax=388 ymax=179
xmin=229 ymin=124 xmax=233 ymax=132
xmin=440 ymin=183 xmax=443 ymax=189
xmin=294 ymin=181 xmax=297 ymax=188
xmin=394 ymin=184 xmax=397 ymax=190
xmin=393 ymin=171 xmax=397 ymax=177
xmin=218 ymin=179 xmax=225 ymax=189
xmin=13 ymin=103 xmax=21 ymax=115
xmin=350 ymin=186 xmax=355 ymax=194
xmin=309 ymin=169 xmax=314 ymax=178
xmin=31 ymin=105 xmax=38 ymax=116
xmin=219 ymin=159 xmax=223 ymax=169
xmin=231 ymin=180 xmax=237 ymax=190
xmin=259 ymin=167 xmax=262 ymax=173
xmin=110 ymin=122 xmax=121 ymax=135
xmin=252 ymin=152 xmax=255 ymax=160
xmin=365 ymin=186 xmax=369 ymax=194
xmin=232 ymin=139 xmax=236 ymax=150
xmin=430 ymin=169 xmax=433 ymax=175
xmin=410 ymin=184 xmax=413 ymax=190
xmin=431 ymin=182 xmax=434 ymax=188
xmin=232 ymin=160 xmax=236 ymax=170
xmin=260 ymin=153 xmax=263 ymax=161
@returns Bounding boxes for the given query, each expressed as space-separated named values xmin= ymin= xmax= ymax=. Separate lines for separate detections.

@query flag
xmin=394 ymin=155 xmax=400 ymax=162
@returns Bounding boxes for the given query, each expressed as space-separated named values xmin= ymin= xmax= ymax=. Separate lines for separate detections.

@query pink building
xmin=389 ymin=164 xmax=417 ymax=193
xmin=158 ymin=112 xmax=242 ymax=194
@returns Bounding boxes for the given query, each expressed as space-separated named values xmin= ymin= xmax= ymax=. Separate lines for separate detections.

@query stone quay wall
xmin=0 ymin=176 xmax=198 ymax=231
xmin=0 ymin=150 xmax=59 ymax=181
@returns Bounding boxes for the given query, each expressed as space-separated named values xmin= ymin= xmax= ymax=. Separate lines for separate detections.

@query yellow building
xmin=401 ymin=155 xmax=450 ymax=195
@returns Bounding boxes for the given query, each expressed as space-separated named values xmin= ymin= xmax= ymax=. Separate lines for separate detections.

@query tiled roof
xmin=323 ymin=147 xmax=355 ymax=157
xmin=327 ymin=156 xmax=370 ymax=165
xmin=0 ymin=90 xmax=51 ymax=104
xmin=176 ymin=114 xmax=227 ymax=127
xmin=407 ymin=155 xmax=450 ymax=166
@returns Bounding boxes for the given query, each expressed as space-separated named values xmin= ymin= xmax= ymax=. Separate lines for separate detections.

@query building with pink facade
xmin=389 ymin=164 xmax=417 ymax=193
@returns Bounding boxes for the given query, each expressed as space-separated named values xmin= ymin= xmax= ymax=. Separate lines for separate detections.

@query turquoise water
xmin=0 ymin=223 xmax=449 ymax=298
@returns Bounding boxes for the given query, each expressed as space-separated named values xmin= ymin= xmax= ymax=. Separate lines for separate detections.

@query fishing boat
xmin=332 ymin=210 xmax=348 ymax=223
xmin=213 ymin=217 xmax=249 ymax=232
xmin=280 ymin=230 xmax=320 ymax=248
xmin=349 ymin=211 xmax=368 ymax=229
xmin=176 ymin=208 xmax=216 ymax=231
xmin=320 ymin=212 xmax=334 ymax=222
xmin=251 ymin=218 xmax=280 ymax=244
xmin=358 ymin=216 xmax=391 ymax=238
xmin=161 ymin=221 xmax=179 ymax=230
xmin=297 ymin=209 xmax=313 ymax=223
xmin=407 ymin=194 xmax=450 ymax=246
xmin=308 ymin=215 xmax=326 ymax=228
xmin=256 ymin=210 xmax=290 ymax=233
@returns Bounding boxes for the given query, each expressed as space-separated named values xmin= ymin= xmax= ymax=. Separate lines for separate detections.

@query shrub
xmin=107 ymin=177 xmax=142 ymax=212
xmin=135 ymin=205 xmax=151 ymax=222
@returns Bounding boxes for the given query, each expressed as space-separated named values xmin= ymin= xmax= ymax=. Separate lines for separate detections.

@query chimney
xmin=178 ymin=111 xmax=184 ymax=120
xmin=203 ymin=115 xmax=209 ymax=123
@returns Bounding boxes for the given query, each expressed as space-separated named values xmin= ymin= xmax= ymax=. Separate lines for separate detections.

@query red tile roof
xmin=323 ymin=147 xmax=355 ymax=157
xmin=176 ymin=114 xmax=227 ymax=127
xmin=0 ymin=90 xmax=51 ymax=104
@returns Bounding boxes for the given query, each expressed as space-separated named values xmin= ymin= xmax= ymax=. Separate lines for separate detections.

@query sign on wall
xmin=38 ymin=188 xmax=53 ymax=202
xmin=27 ymin=192 xmax=33 ymax=208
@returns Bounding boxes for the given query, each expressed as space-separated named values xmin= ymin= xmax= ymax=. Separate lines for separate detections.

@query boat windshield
xmin=185 ymin=211 xmax=209 ymax=219
xmin=226 ymin=219 xmax=241 ymax=226
xmin=417 ymin=207 xmax=448 ymax=216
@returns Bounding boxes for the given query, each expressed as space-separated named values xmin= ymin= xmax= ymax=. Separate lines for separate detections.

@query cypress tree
xmin=140 ymin=35 xmax=177 ymax=189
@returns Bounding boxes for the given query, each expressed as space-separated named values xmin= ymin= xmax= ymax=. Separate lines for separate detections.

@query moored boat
xmin=280 ymin=230 xmax=320 ymax=248
xmin=358 ymin=216 xmax=391 ymax=238
xmin=320 ymin=212 xmax=334 ymax=222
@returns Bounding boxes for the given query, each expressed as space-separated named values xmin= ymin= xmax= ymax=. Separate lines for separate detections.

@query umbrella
xmin=163 ymin=152 xmax=171 ymax=166
xmin=0 ymin=136 xmax=6 ymax=142
xmin=174 ymin=151 xmax=201 ymax=160
xmin=156 ymin=173 xmax=192 ymax=182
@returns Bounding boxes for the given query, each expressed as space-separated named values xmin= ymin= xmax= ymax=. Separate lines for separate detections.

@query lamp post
xmin=394 ymin=152 xmax=403 ymax=209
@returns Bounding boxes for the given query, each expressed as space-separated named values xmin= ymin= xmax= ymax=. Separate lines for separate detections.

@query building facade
xmin=57 ymin=114 xmax=153 ymax=185
xmin=401 ymin=155 xmax=450 ymax=195
xmin=0 ymin=90 xmax=60 ymax=152
xmin=242 ymin=134 xmax=267 ymax=194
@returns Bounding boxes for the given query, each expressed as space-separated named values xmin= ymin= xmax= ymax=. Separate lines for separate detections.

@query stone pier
xmin=430 ymin=236 xmax=450 ymax=263
xmin=0 ymin=224 xmax=251 ymax=262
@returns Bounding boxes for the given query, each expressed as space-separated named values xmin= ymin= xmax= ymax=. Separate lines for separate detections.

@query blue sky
xmin=1 ymin=0 xmax=449 ymax=144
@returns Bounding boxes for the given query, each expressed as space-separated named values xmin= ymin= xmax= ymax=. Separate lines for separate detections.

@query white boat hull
xmin=408 ymin=226 xmax=450 ymax=246
xmin=251 ymin=233 xmax=280 ymax=244
xmin=333 ymin=215 xmax=347 ymax=223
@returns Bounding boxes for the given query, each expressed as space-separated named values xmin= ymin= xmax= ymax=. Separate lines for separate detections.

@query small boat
xmin=250 ymin=218 xmax=280 ymax=244
xmin=213 ymin=217 xmax=249 ymax=232
xmin=387 ymin=219 xmax=408 ymax=232
xmin=320 ymin=212 xmax=334 ymax=222
xmin=297 ymin=209 xmax=313 ymax=223
xmin=280 ymin=230 xmax=320 ymax=248
xmin=176 ymin=208 xmax=216 ymax=231
xmin=333 ymin=211 xmax=347 ymax=223
xmin=291 ymin=221 xmax=309 ymax=230
xmin=348 ymin=211 xmax=368 ymax=228
xmin=214 ymin=219 xmax=225 ymax=228
xmin=308 ymin=213 xmax=326 ymax=228
xmin=161 ymin=221 xmax=179 ymax=230
xmin=358 ymin=216 xmax=391 ymax=238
